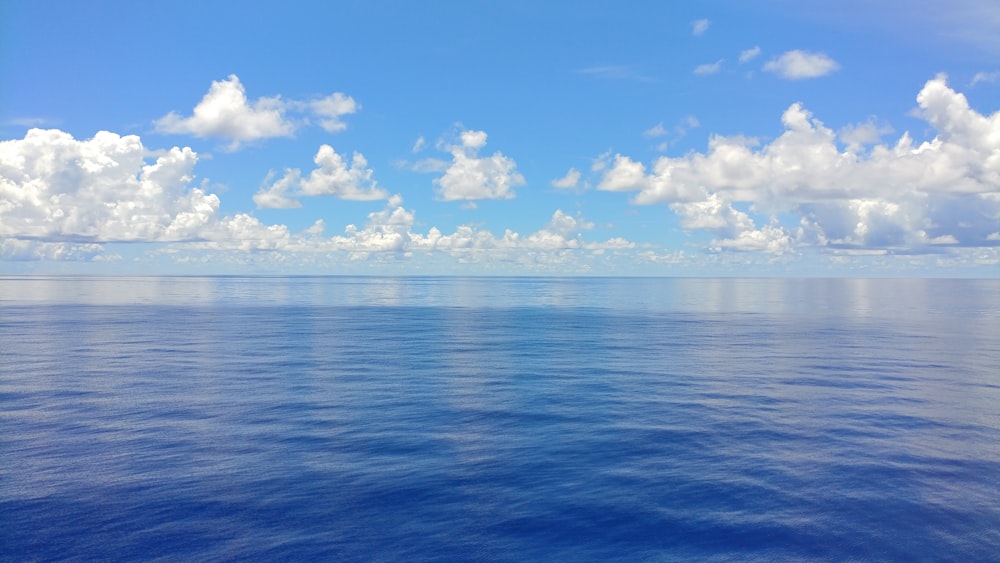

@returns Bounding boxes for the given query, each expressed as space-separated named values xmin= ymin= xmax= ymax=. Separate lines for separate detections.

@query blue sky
xmin=2 ymin=0 xmax=999 ymax=276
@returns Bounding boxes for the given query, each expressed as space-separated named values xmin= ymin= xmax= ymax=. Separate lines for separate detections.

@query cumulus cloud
xmin=285 ymin=200 xmax=634 ymax=269
xmin=0 ymin=128 xmax=635 ymax=268
xmin=1 ymin=238 xmax=110 ymax=262
xmin=692 ymin=19 xmax=710 ymax=36
xmin=671 ymin=194 xmax=795 ymax=254
xmin=763 ymin=50 xmax=840 ymax=79
xmin=254 ymin=145 xmax=388 ymax=207
xmin=154 ymin=75 xmax=357 ymax=149
xmin=433 ymin=130 xmax=525 ymax=201
xmin=309 ymin=93 xmax=358 ymax=133
xmin=551 ymin=168 xmax=581 ymax=189
xmin=0 ymin=128 xmax=289 ymax=254
xmin=595 ymin=76 xmax=1000 ymax=253
xmin=838 ymin=118 xmax=894 ymax=151
xmin=407 ymin=207 xmax=630 ymax=259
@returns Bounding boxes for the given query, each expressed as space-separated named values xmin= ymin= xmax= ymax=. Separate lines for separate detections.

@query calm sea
xmin=2 ymin=276 xmax=999 ymax=561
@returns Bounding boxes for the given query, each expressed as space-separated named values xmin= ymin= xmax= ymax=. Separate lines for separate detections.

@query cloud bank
xmin=3 ymin=76 xmax=996 ymax=271
xmin=0 ymin=128 xmax=627 ymax=268
xmin=596 ymin=76 xmax=1000 ymax=254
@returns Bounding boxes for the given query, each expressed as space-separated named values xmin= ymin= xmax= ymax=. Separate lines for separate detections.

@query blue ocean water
xmin=1 ymin=276 xmax=999 ymax=561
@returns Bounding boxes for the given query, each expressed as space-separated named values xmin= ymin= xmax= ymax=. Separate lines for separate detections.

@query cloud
xmin=288 ymin=201 xmax=635 ymax=269
xmin=838 ymin=118 xmax=894 ymax=151
xmin=971 ymin=70 xmax=1000 ymax=86
xmin=1 ymin=238 xmax=110 ymax=261
xmin=406 ymin=208 xmax=631 ymax=259
xmin=308 ymin=92 xmax=358 ymax=133
xmin=253 ymin=169 xmax=303 ymax=209
xmin=671 ymin=194 xmax=795 ymax=254
xmin=0 ymin=127 xmax=636 ymax=269
xmin=694 ymin=59 xmax=724 ymax=75
xmin=692 ymin=19 xmax=710 ymax=36
xmin=8 ymin=117 xmax=56 ymax=128
xmin=433 ymin=130 xmax=525 ymax=201
xmin=595 ymin=76 xmax=1000 ymax=252
xmin=739 ymin=46 xmax=762 ymax=63
xmin=647 ymin=116 xmax=701 ymax=150
xmin=0 ymin=128 xmax=288 ymax=251
xmin=254 ymin=145 xmax=388 ymax=208
xmin=409 ymin=158 xmax=449 ymax=173
xmin=644 ymin=123 xmax=668 ymax=138
xmin=551 ymin=168 xmax=581 ymax=189
xmin=154 ymin=75 xmax=357 ymax=149
xmin=763 ymin=50 xmax=840 ymax=79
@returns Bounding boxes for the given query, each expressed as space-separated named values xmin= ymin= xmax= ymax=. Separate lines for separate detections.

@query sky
xmin=1 ymin=0 xmax=999 ymax=276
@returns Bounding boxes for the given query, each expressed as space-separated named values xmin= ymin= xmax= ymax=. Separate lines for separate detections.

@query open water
xmin=2 ymin=276 xmax=999 ymax=561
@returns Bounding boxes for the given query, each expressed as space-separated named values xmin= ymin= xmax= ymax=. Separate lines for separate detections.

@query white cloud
xmin=694 ymin=59 xmax=724 ymax=75
xmin=154 ymin=75 xmax=357 ymax=149
xmin=739 ymin=46 xmax=762 ymax=63
xmin=154 ymin=75 xmax=293 ymax=149
xmin=252 ymin=169 xmax=303 ymax=209
xmin=545 ymin=209 xmax=594 ymax=236
xmin=301 ymin=146 xmax=386 ymax=200
xmin=309 ymin=92 xmax=358 ymax=133
xmin=434 ymin=130 xmax=525 ymax=201
xmin=0 ymin=130 xmax=648 ymax=270
xmin=597 ymin=154 xmax=651 ymax=193
xmin=971 ymin=71 xmax=1000 ymax=86
xmin=254 ymin=145 xmax=388 ymax=207
xmin=692 ymin=19 xmax=710 ymax=36
xmin=595 ymin=76 xmax=1000 ymax=252
xmin=409 ymin=158 xmax=449 ymax=173
xmin=591 ymin=149 xmax=613 ymax=172
xmin=551 ymin=168 xmax=581 ymax=189
xmin=644 ymin=123 xmax=668 ymax=138
xmin=763 ymin=50 xmax=840 ymax=79
xmin=671 ymin=194 xmax=795 ymax=254
xmin=0 ymin=128 xmax=289 ymax=252
xmin=412 ymin=136 xmax=426 ymax=152
xmin=1 ymin=238 xmax=110 ymax=261
xmin=838 ymin=118 xmax=894 ymax=151
xmin=272 ymin=201 xmax=635 ymax=269
xmin=647 ymin=116 xmax=700 ymax=150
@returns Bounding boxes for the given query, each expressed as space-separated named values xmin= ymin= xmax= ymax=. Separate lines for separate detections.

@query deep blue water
xmin=2 ymin=276 xmax=999 ymax=561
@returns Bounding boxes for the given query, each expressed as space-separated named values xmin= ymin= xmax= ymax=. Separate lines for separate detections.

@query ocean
xmin=2 ymin=276 xmax=998 ymax=561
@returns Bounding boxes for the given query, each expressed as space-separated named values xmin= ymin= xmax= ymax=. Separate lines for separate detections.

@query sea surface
xmin=2 ymin=276 xmax=999 ymax=561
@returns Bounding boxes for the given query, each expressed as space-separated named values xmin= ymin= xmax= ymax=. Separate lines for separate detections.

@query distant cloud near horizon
xmin=594 ymin=76 xmax=1000 ymax=254
xmin=692 ymin=19 xmax=710 ymax=36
